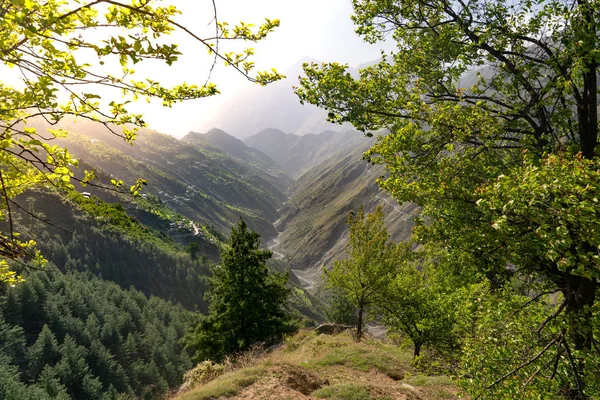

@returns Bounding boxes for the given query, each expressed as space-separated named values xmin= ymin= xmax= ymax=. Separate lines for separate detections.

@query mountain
xmin=30 ymin=118 xmax=289 ymax=240
xmin=243 ymin=128 xmax=364 ymax=177
xmin=0 ymin=120 xmax=328 ymax=399
xmin=181 ymin=128 xmax=293 ymax=192
xmin=272 ymin=135 xmax=418 ymax=289
xmin=196 ymin=57 xmax=356 ymax=138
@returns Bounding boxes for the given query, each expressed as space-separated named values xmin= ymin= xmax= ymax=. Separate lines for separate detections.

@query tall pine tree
xmin=186 ymin=219 xmax=294 ymax=362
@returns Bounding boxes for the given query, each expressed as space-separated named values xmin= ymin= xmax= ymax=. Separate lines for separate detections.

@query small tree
xmin=325 ymin=206 xmax=404 ymax=341
xmin=185 ymin=219 xmax=293 ymax=362
xmin=375 ymin=246 xmax=459 ymax=358
xmin=186 ymin=242 xmax=200 ymax=261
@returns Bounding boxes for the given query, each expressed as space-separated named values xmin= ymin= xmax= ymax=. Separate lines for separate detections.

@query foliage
xmin=325 ymin=206 xmax=406 ymax=340
xmin=375 ymin=245 xmax=463 ymax=358
xmin=0 ymin=269 xmax=194 ymax=399
xmin=474 ymin=153 xmax=600 ymax=281
xmin=0 ymin=0 xmax=283 ymax=281
xmin=185 ymin=219 xmax=295 ymax=362
xmin=458 ymin=282 xmax=600 ymax=399
xmin=296 ymin=0 xmax=600 ymax=396
xmin=179 ymin=361 xmax=226 ymax=393
xmin=325 ymin=287 xmax=358 ymax=326
xmin=186 ymin=242 xmax=200 ymax=261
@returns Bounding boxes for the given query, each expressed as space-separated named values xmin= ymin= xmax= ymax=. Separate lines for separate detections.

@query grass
xmin=290 ymin=331 xmax=410 ymax=380
xmin=172 ymin=330 xmax=458 ymax=400
xmin=315 ymin=341 xmax=407 ymax=376
xmin=174 ymin=365 xmax=267 ymax=400
xmin=312 ymin=383 xmax=371 ymax=400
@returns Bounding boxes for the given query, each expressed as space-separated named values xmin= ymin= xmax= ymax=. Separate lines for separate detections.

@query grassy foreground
xmin=172 ymin=330 xmax=459 ymax=400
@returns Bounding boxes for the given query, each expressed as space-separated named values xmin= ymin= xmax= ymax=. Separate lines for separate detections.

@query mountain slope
xmin=12 ymin=188 xmax=213 ymax=310
xmin=181 ymin=129 xmax=293 ymax=192
xmin=243 ymin=129 xmax=364 ymax=177
xmin=32 ymin=118 xmax=288 ymax=239
xmin=273 ymin=136 xmax=418 ymax=286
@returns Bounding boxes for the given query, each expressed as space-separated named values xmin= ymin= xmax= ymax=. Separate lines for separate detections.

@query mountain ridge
xmin=243 ymin=128 xmax=365 ymax=177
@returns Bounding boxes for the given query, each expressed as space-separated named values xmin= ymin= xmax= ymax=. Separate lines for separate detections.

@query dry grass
xmin=174 ymin=365 xmax=268 ymax=400
xmin=171 ymin=330 xmax=459 ymax=400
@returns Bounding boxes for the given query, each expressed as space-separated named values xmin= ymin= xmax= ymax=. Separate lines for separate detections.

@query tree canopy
xmin=0 ymin=0 xmax=284 ymax=283
xmin=325 ymin=206 xmax=404 ymax=341
xmin=296 ymin=0 xmax=599 ymax=397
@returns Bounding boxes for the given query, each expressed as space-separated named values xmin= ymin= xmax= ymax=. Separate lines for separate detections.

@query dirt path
xmin=267 ymin=236 xmax=285 ymax=260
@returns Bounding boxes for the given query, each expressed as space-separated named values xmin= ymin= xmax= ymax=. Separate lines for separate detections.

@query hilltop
xmin=172 ymin=329 xmax=458 ymax=400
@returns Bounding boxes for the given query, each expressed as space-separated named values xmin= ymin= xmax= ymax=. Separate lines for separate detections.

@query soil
xmin=229 ymin=364 xmax=424 ymax=400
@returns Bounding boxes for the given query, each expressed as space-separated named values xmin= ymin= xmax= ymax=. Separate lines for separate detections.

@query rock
xmin=314 ymin=323 xmax=353 ymax=335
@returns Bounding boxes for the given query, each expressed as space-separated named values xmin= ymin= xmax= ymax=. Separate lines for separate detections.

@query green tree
xmin=0 ymin=355 xmax=61 ymax=400
xmin=324 ymin=287 xmax=358 ymax=327
xmin=185 ymin=218 xmax=293 ymax=362
xmin=0 ymin=319 xmax=26 ymax=364
xmin=296 ymin=0 xmax=599 ymax=396
xmin=54 ymin=335 xmax=100 ymax=399
xmin=0 ymin=0 xmax=284 ymax=283
xmin=375 ymin=246 xmax=460 ymax=358
xmin=325 ymin=206 xmax=403 ymax=341
xmin=27 ymin=325 xmax=60 ymax=380
xmin=37 ymin=366 xmax=70 ymax=400
xmin=186 ymin=242 xmax=200 ymax=261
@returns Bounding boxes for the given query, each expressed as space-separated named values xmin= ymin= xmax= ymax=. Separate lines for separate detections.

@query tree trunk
xmin=566 ymin=2 xmax=597 ymax=396
xmin=413 ymin=341 xmax=422 ymax=358
xmin=356 ymin=305 xmax=364 ymax=341
xmin=563 ymin=275 xmax=597 ymax=400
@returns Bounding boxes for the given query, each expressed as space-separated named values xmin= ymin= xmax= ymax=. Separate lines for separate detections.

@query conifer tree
xmin=37 ymin=366 xmax=70 ymax=400
xmin=54 ymin=335 xmax=101 ymax=399
xmin=0 ymin=319 xmax=26 ymax=364
xmin=27 ymin=325 xmax=60 ymax=380
xmin=186 ymin=219 xmax=294 ymax=362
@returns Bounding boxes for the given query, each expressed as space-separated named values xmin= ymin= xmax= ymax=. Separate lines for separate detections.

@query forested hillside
xmin=11 ymin=189 xmax=213 ymax=309
xmin=31 ymin=118 xmax=289 ymax=240
xmin=1 ymin=270 xmax=193 ymax=399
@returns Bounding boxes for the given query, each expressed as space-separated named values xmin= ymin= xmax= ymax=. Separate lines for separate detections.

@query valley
xmin=2 ymin=115 xmax=410 ymax=399
xmin=2 ymin=1 xmax=598 ymax=398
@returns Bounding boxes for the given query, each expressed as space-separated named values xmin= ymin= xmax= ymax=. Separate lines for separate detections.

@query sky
xmin=2 ymin=0 xmax=390 ymax=137
xmin=131 ymin=0 xmax=390 ymax=136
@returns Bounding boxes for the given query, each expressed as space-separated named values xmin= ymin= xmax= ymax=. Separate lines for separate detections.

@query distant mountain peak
xmin=194 ymin=57 xmax=362 ymax=139
xmin=205 ymin=127 xmax=230 ymax=137
xmin=254 ymin=128 xmax=289 ymax=137
xmin=244 ymin=128 xmax=364 ymax=178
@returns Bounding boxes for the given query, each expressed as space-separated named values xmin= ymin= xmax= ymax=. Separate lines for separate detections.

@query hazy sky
xmin=3 ymin=0 xmax=388 ymax=137
xmin=133 ymin=0 xmax=389 ymax=136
